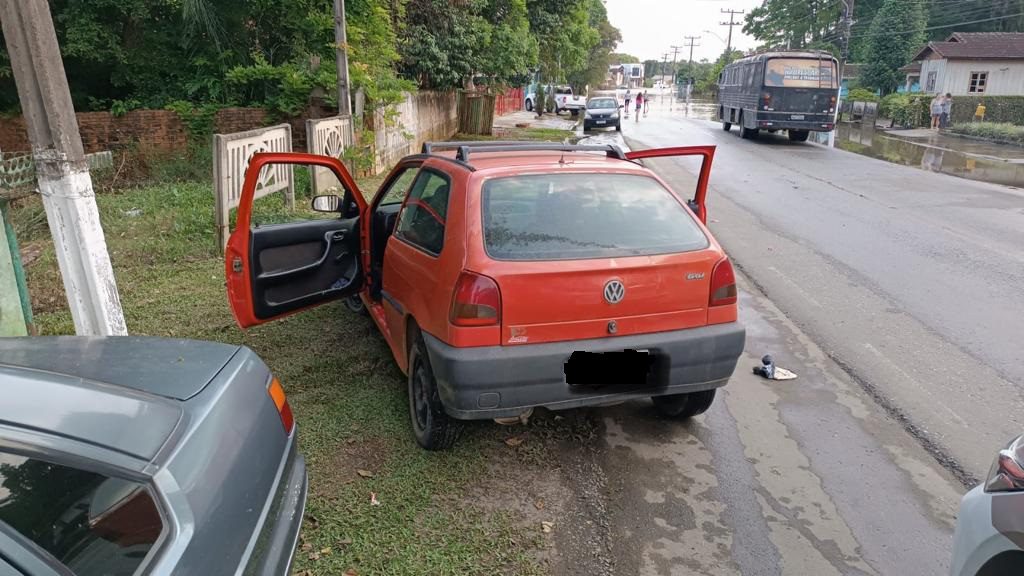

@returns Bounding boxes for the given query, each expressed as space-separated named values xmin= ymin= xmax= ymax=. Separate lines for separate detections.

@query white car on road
xmin=950 ymin=434 xmax=1024 ymax=576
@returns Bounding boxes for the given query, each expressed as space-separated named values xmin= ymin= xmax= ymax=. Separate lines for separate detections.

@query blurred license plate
xmin=564 ymin=350 xmax=657 ymax=389
xmin=791 ymin=114 xmax=805 ymax=120
xmin=596 ymin=120 xmax=607 ymax=125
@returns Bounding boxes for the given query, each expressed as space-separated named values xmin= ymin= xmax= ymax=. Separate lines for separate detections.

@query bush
xmin=948 ymin=122 xmax=1024 ymax=145
xmin=950 ymin=96 xmax=1024 ymax=125
xmin=847 ymin=88 xmax=879 ymax=103
xmin=880 ymin=93 xmax=930 ymax=128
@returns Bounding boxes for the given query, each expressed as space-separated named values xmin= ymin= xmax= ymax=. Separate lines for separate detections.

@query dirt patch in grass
xmin=316 ymin=435 xmax=394 ymax=497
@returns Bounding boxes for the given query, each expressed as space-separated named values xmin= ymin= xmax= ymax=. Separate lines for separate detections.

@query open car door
xmin=625 ymin=146 xmax=715 ymax=223
xmin=225 ymin=152 xmax=366 ymax=328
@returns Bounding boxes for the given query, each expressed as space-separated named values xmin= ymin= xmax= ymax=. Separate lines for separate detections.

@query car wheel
xmin=408 ymin=332 xmax=459 ymax=450
xmin=651 ymin=389 xmax=716 ymax=419
xmin=788 ymin=129 xmax=810 ymax=142
xmin=525 ymin=99 xmax=533 ymax=112
xmin=554 ymin=106 xmax=561 ymax=115
xmin=571 ymin=109 xmax=579 ymax=117
xmin=615 ymin=122 xmax=622 ymax=132
xmin=343 ymin=294 xmax=368 ymax=316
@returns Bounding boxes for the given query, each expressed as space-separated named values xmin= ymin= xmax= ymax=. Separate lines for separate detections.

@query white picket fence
xmin=212 ymin=124 xmax=293 ymax=250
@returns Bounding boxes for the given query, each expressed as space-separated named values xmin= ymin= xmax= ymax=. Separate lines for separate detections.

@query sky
xmin=603 ymin=0 xmax=766 ymax=65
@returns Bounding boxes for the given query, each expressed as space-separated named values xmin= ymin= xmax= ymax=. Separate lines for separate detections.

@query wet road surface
xmin=543 ymin=278 xmax=961 ymax=575
xmin=522 ymin=99 xmax=1024 ymax=574
xmin=585 ymin=101 xmax=1024 ymax=481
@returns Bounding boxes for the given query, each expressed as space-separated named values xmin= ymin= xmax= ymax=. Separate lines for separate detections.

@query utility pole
xmin=669 ymin=45 xmax=683 ymax=108
xmin=0 ymin=0 xmax=126 ymax=336
xmin=684 ymin=36 xmax=701 ymax=105
xmin=720 ymin=8 xmax=745 ymax=54
xmin=333 ymin=0 xmax=352 ymax=118
xmin=661 ymin=52 xmax=670 ymax=103
xmin=830 ymin=0 xmax=855 ymax=148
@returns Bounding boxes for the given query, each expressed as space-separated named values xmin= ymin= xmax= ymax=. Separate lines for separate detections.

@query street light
xmin=703 ymin=30 xmax=727 ymax=44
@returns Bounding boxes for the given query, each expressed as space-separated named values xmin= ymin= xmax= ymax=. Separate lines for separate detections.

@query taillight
xmin=450 ymin=271 xmax=501 ymax=326
xmin=709 ymin=258 xmax=737 ymax=307
xmin=986 ymin=436 xmax=1024 ymax=493
xmin=268 ymin=377 xmax=295 ymax=434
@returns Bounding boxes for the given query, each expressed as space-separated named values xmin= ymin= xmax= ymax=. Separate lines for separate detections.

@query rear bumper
xmin=756 ymin=113 xmax=834 ymax=131
xmin=423 ymin=323 xmax=745 ymax=419
xmin=251 ymin=432 xmax=308 ymax=576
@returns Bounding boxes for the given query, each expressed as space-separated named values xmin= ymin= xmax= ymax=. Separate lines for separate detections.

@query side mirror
xmin=311 ymin=194 xmax=342 ymax=213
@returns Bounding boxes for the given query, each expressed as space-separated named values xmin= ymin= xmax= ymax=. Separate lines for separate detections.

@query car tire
xmin=408 ymin=332 xmax=459 ymax=450
xmin=615 ymin=122 xmax=622 ymax=132
xmin=554 ymin=106 xmax=561 ymax=115
xmin=343 ymin=294 xmax=368 ymax=316
xmin=571 ymin=109 xmax=579 ymax=117
xmin=788 ymin=130 xmax=810 ymax=142
xmin=651 ymin=389 xmax=716 ymax=419
xmin=525 ymin=99 xmax=533 ymax=112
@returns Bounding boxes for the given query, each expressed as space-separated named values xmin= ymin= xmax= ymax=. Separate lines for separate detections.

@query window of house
xmin=925 ymin=71 xmax=937 ymax=92
xmin=0 ymin=453 xmax=164 ymax=576
xmin=394 ymin=170 xmax=449 ymax=255
xmin=969 ymin=71 xmax=988 ymax=93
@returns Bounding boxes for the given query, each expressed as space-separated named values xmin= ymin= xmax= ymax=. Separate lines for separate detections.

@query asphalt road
xmin=598 ymin=101 xmax=1024 ymax=481
xmin=526 ymin=100 xmax=1024 ymax=574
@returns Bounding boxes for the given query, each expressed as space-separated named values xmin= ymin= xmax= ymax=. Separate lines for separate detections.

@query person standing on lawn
xmin=940 ymin=93 xmax=952 ymax=129
xmin=930 ymin=94 xmax=943 ymax=130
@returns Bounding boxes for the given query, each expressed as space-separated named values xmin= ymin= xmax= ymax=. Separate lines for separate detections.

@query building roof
xmin=912 ymin=33 xmax=1024 ymax=61
xmin=899 ymin=62 xmax=922 ymax=73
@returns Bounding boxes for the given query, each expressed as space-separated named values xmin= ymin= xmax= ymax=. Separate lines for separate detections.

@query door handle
xmin=331 ymin=231 xmax=346 ymax=241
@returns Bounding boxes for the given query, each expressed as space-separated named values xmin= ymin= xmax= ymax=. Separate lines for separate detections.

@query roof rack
xmin=421 ymin=141 xmax=628 ymax=163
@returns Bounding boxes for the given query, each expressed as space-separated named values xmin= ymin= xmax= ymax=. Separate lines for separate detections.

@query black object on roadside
xmin=753 ymin=354 xmax=775 ymax=379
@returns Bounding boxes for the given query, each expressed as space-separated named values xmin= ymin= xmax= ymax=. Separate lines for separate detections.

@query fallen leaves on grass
xmin=356 ymin=469 xmax=374 ymax=478
xmin=504 ymin=436 xmax=524 ymax=447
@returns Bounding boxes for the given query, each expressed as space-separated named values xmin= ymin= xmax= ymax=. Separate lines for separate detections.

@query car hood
xmin=0 ymin=336 xmax=241 ymax=400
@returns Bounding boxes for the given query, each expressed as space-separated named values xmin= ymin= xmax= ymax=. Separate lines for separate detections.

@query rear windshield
xmin=764 ymin=58 xmax=837 ymax=89
xmin=482 ymin=173 xmax=708 ymax=260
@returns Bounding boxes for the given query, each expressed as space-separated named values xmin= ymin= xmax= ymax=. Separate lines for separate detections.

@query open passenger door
xmin=625 ymin=146 xmax=715 ymax=223
xmin=225 ymin=152 xmax=367 ymax=328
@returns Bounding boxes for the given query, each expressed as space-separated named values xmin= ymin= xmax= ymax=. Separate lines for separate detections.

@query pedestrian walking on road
xmin=940 ymin=93 xmax=952 ymax=129
xmin=624 ymin=90 xmax=632 ymax=118
xmin=634 ymin=92 xmax=643 ymax=122
xmin=643 ymin=90 xmax=650 ymax=116
xmin=930 ymin=94 xmax=943 ymax=130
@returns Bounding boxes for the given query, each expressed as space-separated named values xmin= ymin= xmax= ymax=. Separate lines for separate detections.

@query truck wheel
xmin=651 ymin=389 xmax=716 ymax=419
xmin=408 ymin=332 xmax=460 ymax=450
xmin=788 ymin=130 xmax=810 ymax=142
xmin=741 ymin=126 xmax=759 ymax=139
xmin=525 ymin=99 xmax=533 ymax=112
xmin=554 ymin=106 xmax=561 ymax=115
xmin=722 ymin=121 xmax=732 ymax=131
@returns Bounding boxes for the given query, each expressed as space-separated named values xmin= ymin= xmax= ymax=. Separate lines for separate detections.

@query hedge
xmin=947 ymin=122 xmax=1024 ymax=146
xmin=950 ymin=96 xmax=1024 ymax=126
xmin=879 ymin=93 xmax=931 ymax=128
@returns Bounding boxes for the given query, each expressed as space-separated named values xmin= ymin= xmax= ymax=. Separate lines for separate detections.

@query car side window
xmin=394 ymin=170 xmax=450 ymax=255
xmin=379 ymin=167 xmax=419 ymax=206
xmin=0 ymin=453 xmax=163 ymax=576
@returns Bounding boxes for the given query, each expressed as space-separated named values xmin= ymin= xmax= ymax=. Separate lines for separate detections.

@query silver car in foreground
xmin=0 ymin=337 xmax=307 ymax=576
xmin=951 ymin=434 xmax=1024 ymax=576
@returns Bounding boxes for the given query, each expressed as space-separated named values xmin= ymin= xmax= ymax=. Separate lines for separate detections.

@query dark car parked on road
xmin=0 ymin=337 xmax=306 ymax=576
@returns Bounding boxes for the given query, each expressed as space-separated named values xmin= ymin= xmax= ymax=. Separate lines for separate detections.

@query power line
xmin=849 ymin=11 xmax=1024 ymax=38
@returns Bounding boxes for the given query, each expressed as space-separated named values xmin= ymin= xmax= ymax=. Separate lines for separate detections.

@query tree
xmin=744 ymin=0 xmax=842 ymax=52
xmin=566 ymin=0 xmax=621 ymax=90
xmin=609 ymin=52 xmax=639 ymax=63
xmin=860 ymin=0 xmax=926 ymax=93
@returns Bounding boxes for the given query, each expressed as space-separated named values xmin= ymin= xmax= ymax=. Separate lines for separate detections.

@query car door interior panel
xmin=250 ymin=217 xmax=361 ymax=320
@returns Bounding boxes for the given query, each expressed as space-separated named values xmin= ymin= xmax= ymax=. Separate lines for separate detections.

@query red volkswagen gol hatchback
xmin=226 ymin=142 xmax=745 ymax=449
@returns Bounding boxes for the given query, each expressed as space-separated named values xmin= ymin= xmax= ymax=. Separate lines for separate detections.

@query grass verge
xmin=7 ymin=137 xmax=570 ymax=575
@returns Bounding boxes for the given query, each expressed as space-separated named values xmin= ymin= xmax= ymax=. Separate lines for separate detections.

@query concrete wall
xmin=923 ymin=59 xmax=1024 ymax=96
xmin=368 ymin=91 xmax=458 ymax=175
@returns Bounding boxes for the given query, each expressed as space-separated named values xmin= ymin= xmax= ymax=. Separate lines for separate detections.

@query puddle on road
xmin=835 ymin=122 xmax=1024 ymax=188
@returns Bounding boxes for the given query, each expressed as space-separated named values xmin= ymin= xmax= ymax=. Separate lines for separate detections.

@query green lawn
xmin=6 ymin=133 xmax=576 ymax=574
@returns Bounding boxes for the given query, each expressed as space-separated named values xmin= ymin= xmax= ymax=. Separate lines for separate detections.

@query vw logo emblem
xmin=603 ymin=280 xmax=625 ymax=304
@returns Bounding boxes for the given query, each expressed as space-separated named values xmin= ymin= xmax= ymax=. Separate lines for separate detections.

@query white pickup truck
xmin=553 ymin=86 xmax=586 ymax=116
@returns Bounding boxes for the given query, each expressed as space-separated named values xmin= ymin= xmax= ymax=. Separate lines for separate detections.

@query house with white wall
xmin=911 ymin=32 xmax=1024 ymax=96
xmin=607 ymin=63 xmax=644 ymax=88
